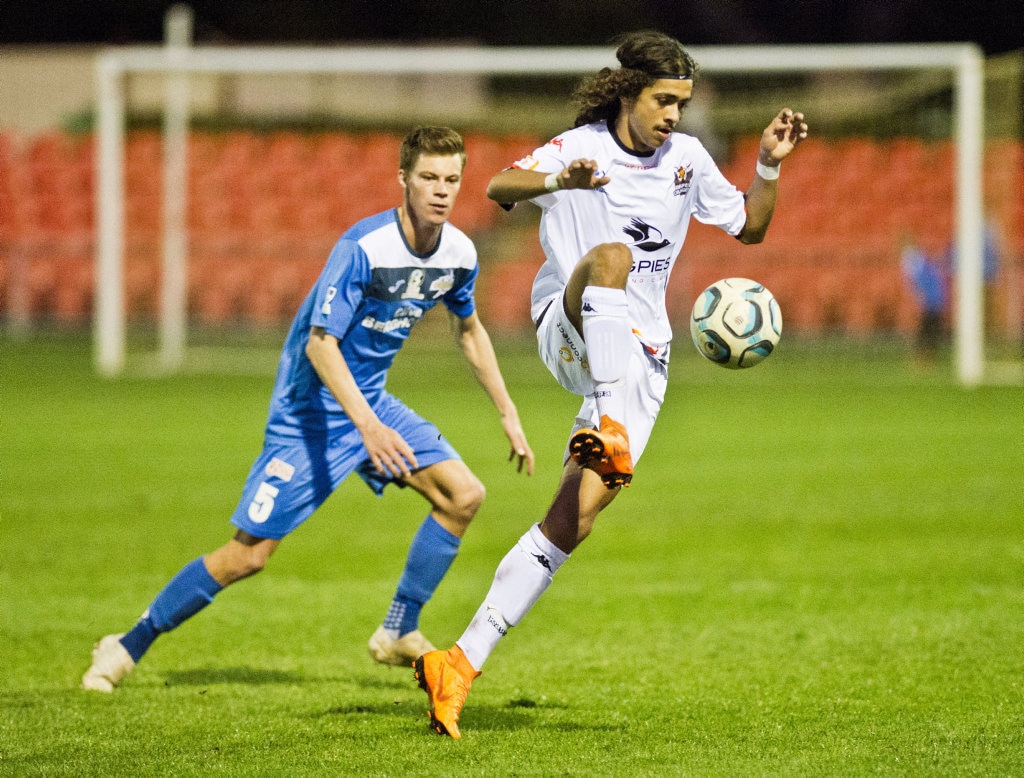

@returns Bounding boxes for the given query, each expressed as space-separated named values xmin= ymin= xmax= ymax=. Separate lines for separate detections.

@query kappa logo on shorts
xmin=265 ymin=457 xmax=295 ymax=482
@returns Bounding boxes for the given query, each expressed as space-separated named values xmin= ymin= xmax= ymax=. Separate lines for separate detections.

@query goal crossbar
xmin=94 ymin=42 xmax=987 ymax=383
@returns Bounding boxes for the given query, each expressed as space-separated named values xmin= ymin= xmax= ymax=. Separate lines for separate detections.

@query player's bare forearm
xmin=305 ymin=328 xmax=377 ymax=429
xmin=486 ymin=168 xmax=549 ymax=203
xmin=452 ymin=312 xmax=516 ymax=416
xmin=739 ymin=176 xmax=776 ymax=244
xmin=486 ymin=159 xmax=610 ymax=203
xmin=739 ymin=109 xmax=808 ymax=244
xmin=452 ymin=312 xmax=535 ymax=474
xmin=305 ymin=327 xmax=416 ymax=475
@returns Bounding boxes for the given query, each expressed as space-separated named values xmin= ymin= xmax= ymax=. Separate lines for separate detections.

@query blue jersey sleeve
xmin=309 ymin=239 xmax=372 ymax=339
xmin=442 ymin=262 xmax=478 ymax=320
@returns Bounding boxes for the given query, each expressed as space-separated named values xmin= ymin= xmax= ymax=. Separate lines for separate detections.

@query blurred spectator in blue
xmin=944 ymin=219 xmax=1004 ymax=334
xmin=900 ymin=232 xmax=949 ymax=360
xmin=944 ymin=219 xmax=1001 ymax=283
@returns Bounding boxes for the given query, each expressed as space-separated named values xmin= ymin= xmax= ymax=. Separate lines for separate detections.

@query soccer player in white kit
xmin=82 ymin=127 xmax=535 ymax=693
xmin=415 ymin=31 xmax=808 ymax=738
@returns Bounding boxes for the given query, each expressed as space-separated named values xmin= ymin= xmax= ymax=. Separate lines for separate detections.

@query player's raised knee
xmin=583 ymin=243 xmax=632 ymax=286
xmin=589 ymin=242 xmax=632 ymax=265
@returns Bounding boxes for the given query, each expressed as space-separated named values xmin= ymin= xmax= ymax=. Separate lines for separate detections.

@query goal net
xmin=89 ymin=32 xmax=1022 ymax=385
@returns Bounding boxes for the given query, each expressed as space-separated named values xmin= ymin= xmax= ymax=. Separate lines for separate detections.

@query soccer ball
xmin=689 ymin=277 xmax=782 ymax=369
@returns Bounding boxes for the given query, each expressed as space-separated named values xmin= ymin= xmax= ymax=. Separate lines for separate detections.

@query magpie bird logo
xmin=622 ymin=219 xmax=670 ymax=252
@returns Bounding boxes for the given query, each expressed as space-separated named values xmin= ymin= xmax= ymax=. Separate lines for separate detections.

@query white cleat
xmin=368 ymin=625 xmax=435 ymax=667
xmin=81 ymin=634 xmax=135 ymax=692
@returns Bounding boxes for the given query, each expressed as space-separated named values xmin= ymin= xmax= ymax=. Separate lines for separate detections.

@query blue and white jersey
xmin=265 ymin=208 xmax=478 ymax=438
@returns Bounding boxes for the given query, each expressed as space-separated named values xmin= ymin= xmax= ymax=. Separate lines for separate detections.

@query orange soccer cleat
xmin=569 ymin=414 xmax=633 ymax=488
xmin=413 ymin=645 xmax=480 ymax=739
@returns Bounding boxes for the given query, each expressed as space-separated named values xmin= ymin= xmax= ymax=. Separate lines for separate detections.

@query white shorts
xmin=534 ymin=292 xmax=668 ymax=465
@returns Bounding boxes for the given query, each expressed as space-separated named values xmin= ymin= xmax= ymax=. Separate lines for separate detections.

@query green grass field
xmin=2 ymin=331 xmax=1022 ymax=775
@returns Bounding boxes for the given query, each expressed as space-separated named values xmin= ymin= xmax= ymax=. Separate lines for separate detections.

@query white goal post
xmin=94 ymin=36 xmax=987 ymax=384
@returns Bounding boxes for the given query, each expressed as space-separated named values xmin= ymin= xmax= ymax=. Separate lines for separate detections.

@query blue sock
xmin=383 ymin=515 xmax=460 ymax=637
xmin=119 ymin=557 xmax=223 ymax=662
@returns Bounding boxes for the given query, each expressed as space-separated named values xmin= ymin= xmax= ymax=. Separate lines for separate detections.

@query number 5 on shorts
xmin=248 ymin=482 xmax=280 ymax=524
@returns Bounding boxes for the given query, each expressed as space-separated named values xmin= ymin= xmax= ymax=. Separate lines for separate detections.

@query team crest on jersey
xmin=672 ymin=163 xmax=693 ymax=196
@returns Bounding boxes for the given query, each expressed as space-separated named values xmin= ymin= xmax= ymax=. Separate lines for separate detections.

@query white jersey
xmin=514 ymin=122 xmax=747 ymax=352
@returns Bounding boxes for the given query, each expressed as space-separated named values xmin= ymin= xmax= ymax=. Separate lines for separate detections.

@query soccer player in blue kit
xmin=82 ymin=126 xmax=535 ymax=692
xmin=414 ymin=31 xmax=807 ymax=738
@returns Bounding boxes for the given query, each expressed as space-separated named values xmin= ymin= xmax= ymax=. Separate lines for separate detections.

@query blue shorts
xmin=229 ymin=393 xmax=459 ymax=539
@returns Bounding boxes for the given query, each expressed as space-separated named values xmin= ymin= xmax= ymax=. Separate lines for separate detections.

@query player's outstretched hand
xmin=501 ymin=411 xmax=535 ymax=476
xmin=759 ymin=109 xmax=808 ymax=165
xmin=554 ymin=158 xmax=611 ymax=191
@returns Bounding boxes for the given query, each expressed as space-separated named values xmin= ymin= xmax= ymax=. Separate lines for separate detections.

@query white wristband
xmin=755 ymin=161 xmax=780 ymax=180
xmin=543 ymin=172 xmax=561 ymax=192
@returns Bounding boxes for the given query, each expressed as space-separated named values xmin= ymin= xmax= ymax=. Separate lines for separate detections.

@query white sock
xmin=580 ymin=286 xmax=630 ymax=423
xmin=456 ymin=524 xmax=569 ymax=670
xmin=592 ymin=378 xmax=627 ymax=426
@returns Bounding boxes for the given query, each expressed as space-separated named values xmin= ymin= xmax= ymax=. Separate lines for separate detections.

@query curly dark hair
xmin=571 ymin=30 xmax=698 ymax=128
